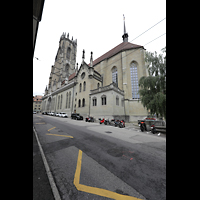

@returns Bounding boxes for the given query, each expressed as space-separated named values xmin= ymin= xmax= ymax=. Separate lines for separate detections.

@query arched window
xmin=78 ymin=99 xmax=81 ymax=107
xmin=116 ymin=95 xmax=119 ymax=106
xmin=101 ymin=95 xmax=106 ymax=105
xmin=60 ymin=95 xmax=62 ymax=109
xmin=82 ymin=98 xmax=85 ymax=107
xmin=66 ymin=92 xmax=68 ymax=108
xmin=130 ymin=62 xmax=140 ymax=99
xmin=67 ymin=47 xmax=71 ymax=59
xmin=83 ymin=81 xmax=86 ymax=91
xmin=79 ymin=83 xmax=82 ymax=92
xmin=65 ymin=64 xmax=69 ymax=76
xmin=68 ymin=91 xmax=71 ymax=108
xmin=112 ymin=66 xmax=118 ymax=87
xmin=57 ymin=96 xmax=60 ymax=109
xmin=92 ymin=97 xmax=97 ymax=106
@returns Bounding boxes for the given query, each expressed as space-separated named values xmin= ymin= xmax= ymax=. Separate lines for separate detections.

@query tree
xmin=138 ymin=47 xmax=166 ymax=120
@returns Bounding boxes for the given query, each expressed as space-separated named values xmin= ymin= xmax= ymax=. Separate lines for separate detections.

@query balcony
xmin=90 ymin=83 xmax=124 ymax=96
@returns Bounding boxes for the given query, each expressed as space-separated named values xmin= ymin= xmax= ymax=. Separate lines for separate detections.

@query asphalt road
xmin=33 ymin=114 xmax=166 ymax=200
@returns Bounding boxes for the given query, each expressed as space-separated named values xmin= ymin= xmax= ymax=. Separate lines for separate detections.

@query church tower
xmin=51 ymin=32 xmax=77 ymax=90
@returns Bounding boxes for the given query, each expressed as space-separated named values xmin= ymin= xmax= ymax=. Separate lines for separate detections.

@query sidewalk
xmin=33 ymin=130 xmax=55 ymax=200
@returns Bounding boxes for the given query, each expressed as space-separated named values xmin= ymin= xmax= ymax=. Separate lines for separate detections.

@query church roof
xmin=89 ymin=42 xmax=144 ymax=67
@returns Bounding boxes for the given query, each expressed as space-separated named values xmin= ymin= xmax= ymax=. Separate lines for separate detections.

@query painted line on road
xmin=46 ymin=133 xmax=73 ymax=138
xmin=33 ymin=126 xmax=61 ymax=200
xmin=74 ymin=150 xmax=142 ymax=200
xmin=48 ymin=127 xmax=56 ymax=131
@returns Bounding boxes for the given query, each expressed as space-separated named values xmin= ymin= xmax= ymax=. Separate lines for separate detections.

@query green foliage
xmin=138 ymin=47 xmax=166 ymax=120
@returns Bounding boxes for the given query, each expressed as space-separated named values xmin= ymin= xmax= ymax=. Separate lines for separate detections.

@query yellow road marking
xmin=35 ymin=123 xmax=45 ymax=124
xmin=48 ymin=127 xmax=56 ymax=131
xmin=74 ymin=150 xmax=142 ymax=200
xmin=46 ymin=133 xmax=73 ymax=138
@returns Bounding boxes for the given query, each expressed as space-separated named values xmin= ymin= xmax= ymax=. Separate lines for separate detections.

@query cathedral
xmin=42 ymin=19 xmax=148 ymax=122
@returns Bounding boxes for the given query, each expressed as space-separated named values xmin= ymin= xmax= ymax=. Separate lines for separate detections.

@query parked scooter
xmin=139 ymin=121 xmax=146 ymax=132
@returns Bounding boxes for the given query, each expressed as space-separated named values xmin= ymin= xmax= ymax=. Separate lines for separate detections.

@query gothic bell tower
xmin=52 ymin=32 xmax=77 ymax=89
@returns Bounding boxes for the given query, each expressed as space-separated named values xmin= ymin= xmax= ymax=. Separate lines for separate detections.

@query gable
xmin=89 ymin=42 xmax=144 ymax=67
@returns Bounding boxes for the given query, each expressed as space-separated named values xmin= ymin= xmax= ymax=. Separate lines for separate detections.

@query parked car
xmin=53 ymin=112 xmax=57 ymax=116
xmin=42 ymin=112 xmax=47 ymax=115
xmin=56 ymin=113 xmax=61 ymax=117
xmin=33 ymin=111 xmax=37 ymax=114
xmin=71 ymin=113 xmax=83 ymax=120
xmin=50 ymin=112 xmax=55 ymax=116
xmin=60 ymin=112 xmax=68 ymax=118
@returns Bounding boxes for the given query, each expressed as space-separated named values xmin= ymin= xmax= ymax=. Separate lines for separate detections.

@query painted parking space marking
xmin=74 ymin=150 xmax=142 ymax=200
xmin=48 ymin=127 xmax=56 ymax=131
xmin=46 ymin=133 xmax=73 ymax=138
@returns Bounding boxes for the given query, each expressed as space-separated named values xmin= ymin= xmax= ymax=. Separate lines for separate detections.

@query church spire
xmin=122 ymin=14 xmax=128 ymax=42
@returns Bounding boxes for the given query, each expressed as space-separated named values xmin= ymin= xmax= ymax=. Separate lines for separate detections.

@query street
xmin=33 ymin=114 xmax=166 ymax=200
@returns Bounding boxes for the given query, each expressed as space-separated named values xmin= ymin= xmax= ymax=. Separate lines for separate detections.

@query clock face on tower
xmin=81 ymin=72 xmax=85 ymax=79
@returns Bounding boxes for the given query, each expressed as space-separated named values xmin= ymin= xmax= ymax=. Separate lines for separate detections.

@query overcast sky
xmin=33 ymin=0 xmax=166 ymax=96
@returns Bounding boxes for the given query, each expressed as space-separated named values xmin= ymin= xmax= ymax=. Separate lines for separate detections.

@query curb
xmin=33 ymin=126 xmax=61 ymax=200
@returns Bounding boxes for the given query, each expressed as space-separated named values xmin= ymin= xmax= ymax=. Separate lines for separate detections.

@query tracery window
xmin=82 ymin=98 xmax=85 ymax=107
xmin=78 ymin=99 xmax=81 ymax=107
xmin=112 ymin=66 xmax=118 ymax=86
xmin=68 ymin=91 xmax=71 ymax=108
xmin=116 ymin=95 xmax=119 ymax=106
xmin=60 ymin=95 xmax=62 ymax=109
xmin=67 ymin=47 xmax=71 ymax=59
xmin=92 ymin=97 xmax=97 ymax=106
xmin=101 ymin=95 xmax=106 ymax=105
xmin=83 ymin=81 xmax=86 ymax=91
xmin=130 ymin=62 xmax=140 ymax=99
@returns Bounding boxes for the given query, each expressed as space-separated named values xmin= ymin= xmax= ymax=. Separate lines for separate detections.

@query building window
xmin=116 ymin=95 xmax=119 ymax=106
xmin=60 ymin=95 xmax=62 ymax=109
xmin=83 ymin=81 xmax=86 ymax=91
xmin=92 ymin=97 xmax=97 ymax=106
xmin=121 ymin=98 xmax=124 ymax=107
xmin=130 ymin=62 xmax=140 ymax=99
xmin=57 ymin=96 xmax=60 ymax=109
xmin=66 ymin=92 xmax=68 ymax=108
xmin=97 ymin=83 xmax=100 ymax=89
xmin=112 ymin=66 xmax=118 ymax=87
xmin=78 ymin=99 xmax=81 ymax=107
xmin=67 ymin=47 xmax=71 ymax=59
xmin=82 ymin=98 xmax=85 ymax=107
xmin=101 ymin=95 xmax=106 ymax=105
xmin=79 ymin=83 xmax=82 ymax=92
xmin=69 ymin=91 xmax=71 ymax=108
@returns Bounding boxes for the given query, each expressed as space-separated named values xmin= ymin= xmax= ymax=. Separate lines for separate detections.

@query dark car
xmin=71 ymin=113 xmax=83 ymax=120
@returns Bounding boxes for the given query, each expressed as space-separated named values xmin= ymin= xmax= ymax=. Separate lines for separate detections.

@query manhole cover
xmin=105 ymin=131 xmax=112 ymax=133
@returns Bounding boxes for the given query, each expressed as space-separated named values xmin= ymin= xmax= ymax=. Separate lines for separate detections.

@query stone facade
xmin=42 ymin=23 xmax=149 ymax=122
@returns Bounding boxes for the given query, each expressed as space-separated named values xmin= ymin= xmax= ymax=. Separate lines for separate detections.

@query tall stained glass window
xmin=130 ymin=62 xmax=140 ymax=99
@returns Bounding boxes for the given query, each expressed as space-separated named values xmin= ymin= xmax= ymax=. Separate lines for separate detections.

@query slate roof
xmin=89 ymin=42 xmax=144 ymax=67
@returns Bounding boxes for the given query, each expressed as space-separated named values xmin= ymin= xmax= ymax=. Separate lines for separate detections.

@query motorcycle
xmin=104 ymin=119 xmax=111 ymax=125
xmin=139 ymin=121 xmax=146 ymax=132
xmin=99 ymin=118 xmax=105 ymax=124
xmin=114 ymin=119 xmax=120 ymax=127
xmin=119 ymin=120 xmax=125 ymax=128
